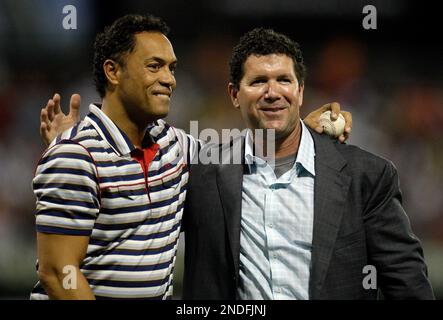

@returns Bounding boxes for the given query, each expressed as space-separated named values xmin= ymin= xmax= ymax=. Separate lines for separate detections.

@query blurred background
xmin=0 ymin=0 xmax=442 ymax=299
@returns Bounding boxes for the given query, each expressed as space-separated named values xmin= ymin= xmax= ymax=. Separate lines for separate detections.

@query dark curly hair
xmin=229 ymin=28 xmax=306 ymax=89
xmin=93 ymin=14 xmax=170 ymax=98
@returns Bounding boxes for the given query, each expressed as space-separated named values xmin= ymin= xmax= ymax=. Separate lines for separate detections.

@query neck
xmin=259 ymin=121 xmax=301 ymax=159
xmin=276 ymin=121 xmax=302 ymax=158
xmin=101 ymin=95 xmax=147 ymax=149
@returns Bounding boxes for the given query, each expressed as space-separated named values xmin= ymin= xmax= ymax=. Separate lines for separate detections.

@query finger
xmin=68 ymin=94 xmax=81 ymax=121
xmin=315 ymin=103 xmax=331 ymax=115
xmin=341 ymin=111 xmax=353 ymax=131
xmin=328 ymin=102 xmax=341 ymax=113
xmin=40 ymin=108 xmax=50 ymax=129
xmin=40 ymin=121 xmax=50 ymax=134
xmin=329 ymin=102 xmax=341 ymax=120
xmin=46 ymin=99 xmax=55 ymax=122
xmin=39 ymin=121 xmax=52 ymax=147
xmin=344 ymin=128 xmax=351 ymax=140
xmin=314 ymin=103 xmax=338 ymax=119
xmin=40 ymin=121 xmax=47 ymax=138
xmin=341 ymin=125 xmax=351 ymax=142
xmin=339 ymin=135 xmax=346 ymax=143
xmin=40 ymin=107 xmax=47 ymax=123
xmin=53 ymin=93 xmax=61 ymax=114
xmin=314 ymin=126 xmax=323 ymax=134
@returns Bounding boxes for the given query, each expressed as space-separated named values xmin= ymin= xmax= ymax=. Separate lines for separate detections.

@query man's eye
xmin=278 ymin=78 xmax=291 ymax=83
xmin=251 ymin=79 xmax=266 ymax=85
xmin=147 ymin=64 xmax=160 ymax=71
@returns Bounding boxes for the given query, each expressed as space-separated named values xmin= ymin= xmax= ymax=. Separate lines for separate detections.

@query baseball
xmin=318 ymin=111 xmax=346 ymax=138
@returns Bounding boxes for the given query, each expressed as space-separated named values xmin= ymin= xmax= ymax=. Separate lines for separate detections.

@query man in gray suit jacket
xmin=182 ymin=28 xmax=434 ymax=299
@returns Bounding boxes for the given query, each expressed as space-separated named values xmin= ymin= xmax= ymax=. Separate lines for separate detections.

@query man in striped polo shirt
xmin=36 ymin=15 xmax=351 ymax=299
xmin=32 ymin=14 xmax=199 ymax=300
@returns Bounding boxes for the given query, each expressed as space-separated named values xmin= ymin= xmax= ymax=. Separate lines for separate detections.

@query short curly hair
xmin=229 ymin=28 xmax=306 ymax=89
xmin=93 ymin=14 xmax=170 ymax=98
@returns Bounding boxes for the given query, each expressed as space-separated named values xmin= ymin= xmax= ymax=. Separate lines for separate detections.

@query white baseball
xmin=318 ymin=111 xmax=345 ymax=138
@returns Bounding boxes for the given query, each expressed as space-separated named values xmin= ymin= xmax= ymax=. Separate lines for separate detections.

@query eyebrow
xmin=144 ymin=57 xmax=178 ymax=65
xmin=277 ymin=73 xmax=295 ymax=78
xmin=248 ymin=73 xmax=295 ymax=80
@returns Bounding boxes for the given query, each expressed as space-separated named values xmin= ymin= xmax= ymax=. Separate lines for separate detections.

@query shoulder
xmin=42 ymin=138 xmax=93 ymax=159
xmin=200 ymin=134 xmax=244 ymax=163
xmin=339 ymin=141 xmax=394 ymax=169
xmin=148 ymin=119 xmax=179 ymax=143
xmin=36 ymin=139 xmax=97 ymax=177
xmin=337 ymin=141 xmax=396 ymax=177
xmin=153 ymin=120 xmax=207 ymax=165
xmin=311 ymin=130 xmax=397 ymax=179
xmin=50 ymin=117 xmax=99 ymax=146
xmin=154 ymin=119 xmax=201 ymax=147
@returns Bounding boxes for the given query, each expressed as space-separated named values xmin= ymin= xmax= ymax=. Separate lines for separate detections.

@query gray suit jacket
xmin=182 ymin=129 xmax=434 ymax=299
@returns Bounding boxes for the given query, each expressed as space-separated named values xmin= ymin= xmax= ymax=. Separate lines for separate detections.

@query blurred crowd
xmin=0 ymin=0 xmax=442 ymax=299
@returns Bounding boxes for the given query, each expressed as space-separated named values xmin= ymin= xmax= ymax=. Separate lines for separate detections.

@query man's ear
xmin=298 ymin=83 xmax=304 ymax=107
xmin=103 ymin=59 xmax=121 ymax=88
xmin=228 ymin=83 xmax=240 ymax=109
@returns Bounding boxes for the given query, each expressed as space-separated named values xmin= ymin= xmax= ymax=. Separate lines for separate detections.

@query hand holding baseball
xmin=319 ymin=110 xmax=346 ymax=138
xmin=303 ymin=102 xmax=352 ymax=143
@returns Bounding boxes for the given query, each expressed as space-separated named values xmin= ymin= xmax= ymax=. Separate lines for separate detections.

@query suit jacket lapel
xmin=308 ymin=130 xmax=351 ymax=299
xmin=215 ymin=136 xmax=245 ymax=279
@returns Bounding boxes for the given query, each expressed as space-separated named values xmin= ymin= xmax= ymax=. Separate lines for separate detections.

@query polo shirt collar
xmin=86 ymin=104 xmax=155 ymax=156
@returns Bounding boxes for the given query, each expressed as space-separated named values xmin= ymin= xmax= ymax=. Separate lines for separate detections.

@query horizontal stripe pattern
xmin=31 ymin=104 xmax=193 ymax=300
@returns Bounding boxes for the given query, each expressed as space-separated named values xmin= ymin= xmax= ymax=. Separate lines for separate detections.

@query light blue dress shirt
xmin=237 ymin=121 xmax=316 ymax=300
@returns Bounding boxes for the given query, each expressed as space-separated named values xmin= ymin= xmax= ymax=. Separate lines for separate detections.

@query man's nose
xmin=159 ymin=69 xmax=176 ymax=88
xmin=264 ymin=81 xmax=280 ymax=100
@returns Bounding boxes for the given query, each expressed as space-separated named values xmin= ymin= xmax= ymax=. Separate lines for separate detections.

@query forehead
xmin=243 ymin=53 xmax=295 ymax=76
xmin=132 ymin=31 xmax=176 ymax=61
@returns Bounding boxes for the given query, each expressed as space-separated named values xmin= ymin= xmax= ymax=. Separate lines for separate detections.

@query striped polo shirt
xmin=31 ymin=104 xmax=198 ymax=300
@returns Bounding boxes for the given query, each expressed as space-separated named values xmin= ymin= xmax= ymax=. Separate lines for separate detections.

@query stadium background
xmin=0 ymin=0 xmax=442 ymax=299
